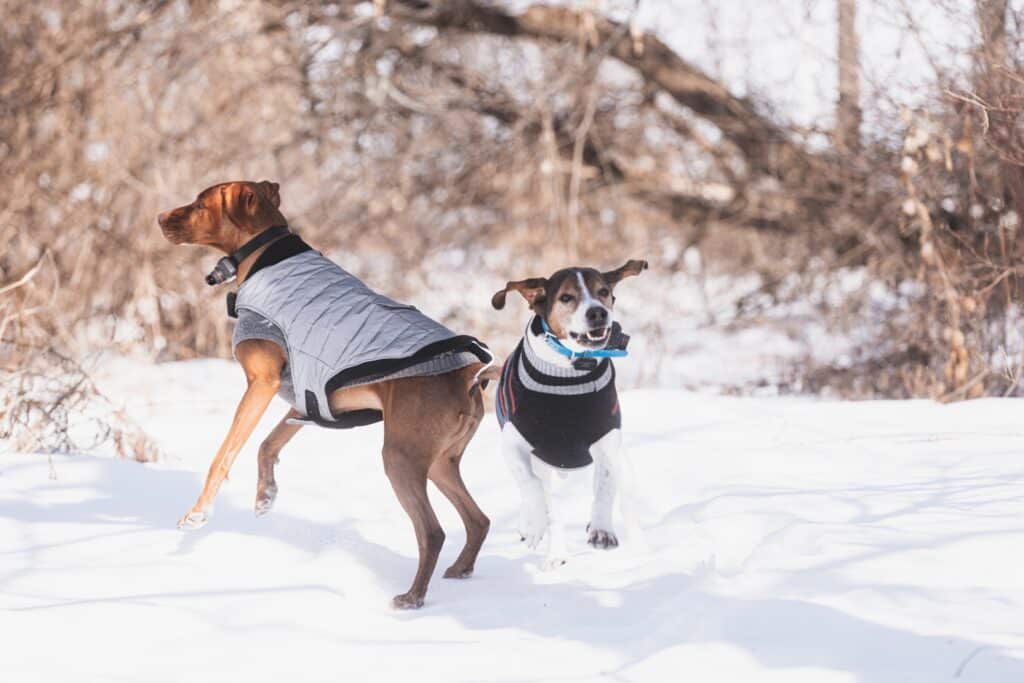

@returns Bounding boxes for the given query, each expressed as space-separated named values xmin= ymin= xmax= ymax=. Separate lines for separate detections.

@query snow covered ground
xmin=3 ymin=358 xmax=1024 ymax=681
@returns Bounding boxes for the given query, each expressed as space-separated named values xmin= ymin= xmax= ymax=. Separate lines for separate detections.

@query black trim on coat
xmin=304 ymin=390 xmax=383 ymax=429
xmin=323 ymin=335 xmax=491 ymax=396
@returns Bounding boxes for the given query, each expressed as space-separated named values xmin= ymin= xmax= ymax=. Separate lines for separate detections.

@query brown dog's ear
xmin=492 ymin=278 xmax=548 ymax=310
xmin=242 ymin=185 xmax=259 ymax=215
xmin=602 ymin=259 xmax=648 ymax=288
xmin=221 ymin=184 xmax=255 ymax=229
xmin=257 ymin=180 xmax=281 ymax=208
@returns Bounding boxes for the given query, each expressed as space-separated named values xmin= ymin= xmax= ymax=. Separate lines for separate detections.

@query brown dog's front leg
xmin=179 ymin=341 xmax=284 ymax=529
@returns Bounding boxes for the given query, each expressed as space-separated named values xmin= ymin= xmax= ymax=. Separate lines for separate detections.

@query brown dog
xmin=157 ymin=180 xmax=496 ymax=609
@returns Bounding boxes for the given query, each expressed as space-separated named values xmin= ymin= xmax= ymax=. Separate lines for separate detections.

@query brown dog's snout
xmin=156 ymin=206 xmax=190 ymax=244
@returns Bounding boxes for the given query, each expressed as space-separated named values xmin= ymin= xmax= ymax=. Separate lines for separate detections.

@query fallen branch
xmin=0 ymin=249 xmax=51 ymax=297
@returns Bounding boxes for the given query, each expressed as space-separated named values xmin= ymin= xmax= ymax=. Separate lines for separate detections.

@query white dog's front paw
xmin=521 ymin=530 xmax=546 ymax=549
xmin=519 ymin=499 xmax=547 ymax=549
xmin=177 ymin=509 xmax=209 ymax=530
xmin=587 ymin=527 xmax=619 ymax=549
xmin=536 ymin=552 xmax=569 ymax=569
xmin=540 ymin=555 xmax=567 ymax=571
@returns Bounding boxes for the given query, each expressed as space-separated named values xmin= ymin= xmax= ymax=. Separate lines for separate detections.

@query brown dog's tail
xmin=467 ymin=361 xmax=503 ymax=394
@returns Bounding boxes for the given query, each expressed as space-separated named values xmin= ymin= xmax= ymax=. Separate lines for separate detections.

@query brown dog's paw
xmin=587 ymin=528 xmax=619 ymax=549
xmin=177 ymin=509 xmax=209 ymax=530
xmin=443 ymin=564 xmax=474 ymax=579
xmin=392 ymin=592 xmax=425 ymax=610
xmin=254 ymin=484 xmax=277 ymax=517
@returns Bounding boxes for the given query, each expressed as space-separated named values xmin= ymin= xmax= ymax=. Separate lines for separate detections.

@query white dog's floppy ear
xmin=491 ymin=278 xmax=548 ymax=310
xmin=602 ymin=259 xmax=648 ymax=288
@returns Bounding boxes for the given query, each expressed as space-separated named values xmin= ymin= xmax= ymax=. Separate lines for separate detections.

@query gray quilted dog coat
xmin=232 ymin=239 xmax=490 ymax=426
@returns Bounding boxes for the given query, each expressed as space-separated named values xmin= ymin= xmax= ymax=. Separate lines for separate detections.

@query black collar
xmin=205 ymin=224 xmax=290 ymax=286
xmin=245 ymin=233 xmax=312 ymax=281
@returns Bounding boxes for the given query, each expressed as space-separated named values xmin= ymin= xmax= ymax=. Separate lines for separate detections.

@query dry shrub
xmin=784 ymin=94 xmax=1024 ymax=400
xmin=1 ymin=346 xmax=160 ymax=461
xmin=1 ymin=251 xmax=159 ymax=460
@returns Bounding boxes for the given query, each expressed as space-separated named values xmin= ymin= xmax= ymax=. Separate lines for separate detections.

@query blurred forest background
xmin=4 ymin=0 xmax=1024 ymax=455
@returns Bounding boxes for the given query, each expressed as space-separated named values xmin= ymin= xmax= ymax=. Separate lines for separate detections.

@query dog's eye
xmin=597 ymin=288 xmax=609 ymax=297
xmin=559 ymin=294 xmax=574 ymax=304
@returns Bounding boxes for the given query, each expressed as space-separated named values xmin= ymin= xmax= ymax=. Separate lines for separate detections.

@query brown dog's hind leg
xmin=430 ymin=388 xmax=489 ymax=579
xmin=430 ymin=452 xmax=490 ymax=579
xmin=255 ymin=408 xmax=303 ymax=516
xmin=383 ymin=440 xmax=445 ymax=609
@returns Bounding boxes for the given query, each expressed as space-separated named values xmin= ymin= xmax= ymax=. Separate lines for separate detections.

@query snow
xmin=3 ymin=359 xmax=1024 ymax=681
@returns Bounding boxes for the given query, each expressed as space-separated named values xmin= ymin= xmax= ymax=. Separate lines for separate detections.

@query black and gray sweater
xmin=495 ymin=317 xmax=621 ymax=469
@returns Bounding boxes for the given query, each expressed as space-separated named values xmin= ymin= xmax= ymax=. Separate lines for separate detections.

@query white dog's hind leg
xmin=588 ymin=429 xmax=621 ymax=549
xmin=501 ymin=425 xmax=547 ymax=548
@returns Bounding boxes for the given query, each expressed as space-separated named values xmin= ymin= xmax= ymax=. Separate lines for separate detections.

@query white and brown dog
xmin=491 ymin=260 xmax=647 ymax=569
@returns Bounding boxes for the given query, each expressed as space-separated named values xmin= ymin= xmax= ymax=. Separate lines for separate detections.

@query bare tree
xmin=836 ymin=0 xmax=862 ymax=153
xmin=977 ymin=0 xmax=1009 ymax=68
xmin=971 ymin=0 xmax=1021 ymax=315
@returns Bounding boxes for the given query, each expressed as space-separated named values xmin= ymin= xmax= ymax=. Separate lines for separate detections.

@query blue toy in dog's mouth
xmin=539 ymin=318 xmax=630 ymax=371
xmin=570 ymin=326 xmax=612 ymax=344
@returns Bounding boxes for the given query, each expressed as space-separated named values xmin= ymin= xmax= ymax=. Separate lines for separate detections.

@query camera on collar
xmin=205 ymin=257 xmax=238 ymax=286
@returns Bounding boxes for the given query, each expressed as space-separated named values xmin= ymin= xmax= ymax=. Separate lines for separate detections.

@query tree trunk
xmin=976 ymin=0 xmax=1008 ymax=71
xmin=836 ymin=0 xmax=861 ymax=154
xmin=973 ymin=1 xmax=1020 ymax=215
xmin=974 ymin=0 xmax=1018 ymax=311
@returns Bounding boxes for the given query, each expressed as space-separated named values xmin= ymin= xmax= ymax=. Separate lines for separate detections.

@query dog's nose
xmin=157 ymin=210 xmax=170 ymax=227
xmin=586 ymin=306 xmax=608 ymax=326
